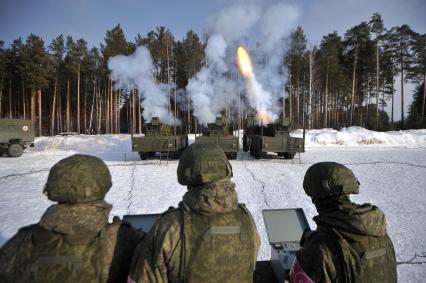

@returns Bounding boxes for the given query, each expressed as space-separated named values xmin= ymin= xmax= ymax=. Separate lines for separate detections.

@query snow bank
xmin=295 ymin=127 xmax=426 ymax=147
xmin=31 ymin=128 xmax=426 ymax=157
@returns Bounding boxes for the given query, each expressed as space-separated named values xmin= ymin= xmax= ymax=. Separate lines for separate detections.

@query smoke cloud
xmin=108 ymin=46 xmax=178 ymax=125
xmin=188 ymin=0 xmax=300 ymax=125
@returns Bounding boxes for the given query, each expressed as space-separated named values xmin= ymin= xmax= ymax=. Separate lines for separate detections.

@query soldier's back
xmin=0 ymin=221 xmax=143 ymax=283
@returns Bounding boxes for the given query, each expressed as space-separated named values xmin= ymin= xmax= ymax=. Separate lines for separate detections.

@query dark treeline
xmin=0 ymin=13 xmax=425 ymax=136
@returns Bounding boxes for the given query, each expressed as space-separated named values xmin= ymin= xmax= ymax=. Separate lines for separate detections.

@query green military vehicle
xmin=132 ymin=117 xmax=188 ymax=160
xmin=243 ymin=117 xmax=304 ymax=159
xmin=0 ymin=118 xmax=35 ymax=157
xmin=195 ymin=116 xmax=238 ymax=160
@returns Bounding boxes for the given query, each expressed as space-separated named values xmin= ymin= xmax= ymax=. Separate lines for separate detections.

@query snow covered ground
xmin=1 ymin=127 xmax=425 ymax=282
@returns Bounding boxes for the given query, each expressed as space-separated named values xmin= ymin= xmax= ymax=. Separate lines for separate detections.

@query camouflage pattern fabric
xmin=177 ymin=143 xmax=232 ymax=186
xmin=43 ymin=154 xmax=112 ymax=204
xmin=0 ymin=201 xmax=144 ymax=283
xmin=128 ymin=178 xmax=260 ymax=283
xmin=303 ymin=162 xmax=359 ymax=201
xmin=296 ymin=198 xmax=397 ymax=283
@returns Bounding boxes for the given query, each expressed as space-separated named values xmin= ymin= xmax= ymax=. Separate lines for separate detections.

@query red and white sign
xmin=290 ymin=258 xmax=315 ymax=283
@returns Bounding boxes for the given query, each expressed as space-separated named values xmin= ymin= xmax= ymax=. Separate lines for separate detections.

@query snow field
xmin=1 ymin=127 xmax=425 ymax=282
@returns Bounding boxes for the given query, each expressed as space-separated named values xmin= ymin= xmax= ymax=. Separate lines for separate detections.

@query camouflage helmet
xmin=177 ymin=143 xmax=232 ymax=186
xmin=43 ymin=154 xmax=112 ymax=203
xmin=303 ymin=162 xmax=359 ymax=200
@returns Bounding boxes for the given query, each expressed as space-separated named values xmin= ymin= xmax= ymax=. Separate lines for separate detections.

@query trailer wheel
xmin=139 ymin=152 xmax=148 ymax=160
xmin=253 ymin=148 xmax=261 ymax=159
xmin=284 ymin=152 xmax=295 ymax=159
xmin=243 ymin=144 xmax=249 ymax=152
xmin=7 ymin=143 xmax=24 ymax=157
xmin=242 ymin=135 xmax=249 ymax=152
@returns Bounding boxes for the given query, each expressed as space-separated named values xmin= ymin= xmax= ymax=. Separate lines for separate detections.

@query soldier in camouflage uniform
xmin=128 ymin=143 xmax=260 ymax=283
xmin=0 ymin=154 xmax=144 ymax=283
xmin=290 ymin=162 xmax=397 ymax=283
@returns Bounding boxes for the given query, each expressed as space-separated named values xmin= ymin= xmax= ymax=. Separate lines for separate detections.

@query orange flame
xmin=237 ymin=47 xmax=253 ymax=79
xmin=258 ymin=111 xmax=269 ymax=125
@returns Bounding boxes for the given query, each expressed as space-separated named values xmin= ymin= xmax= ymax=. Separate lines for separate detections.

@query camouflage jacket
xmin=296 ymin=200 xmax=397 ymax=283
xmin=128 ymin=178 xmax=261 ymax=283
xmin=0 ymin=201 xmax=144 ymax=283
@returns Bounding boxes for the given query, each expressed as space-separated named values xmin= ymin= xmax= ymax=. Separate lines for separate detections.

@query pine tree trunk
xmin=58 ymin=86 xmax=62 ymax=133
xmin=117 ymin=90 xmax=120 ymax=134
xmin=289 ymin=73 xmax=292 ymax=124
xmin=282 ymin=84 xmax=285 ymax=120
xmin=84 ymin=77 xmax=87 ymax=134
xmin=77 ymin=64 xmax=81 ymax=134
xmin=381 ymin=82 xmax=385 ymax=127
xmin=391 ymin=66 xmax=395 ymax=123
xmin=167 ymin=42 xmax=171 ymax=113
xmin=38 ymin=89 xmax=42 ymax=136
xmin=138 ymin=89 xmax=142 ymax=134
xmin=51 ymin=78 xmax=57 ymax=135
xmin=132 ymin=87 xmax=136 ymax=134
xmin=366 ymin=78 xmax=370 ymax=128
xmin=174 ymin=71 xmax=177 ymax=134
xmin=66 ymin=77 xmax=71 ymax=132
xmin=350 ymin=48 xmax=358 ymax=126
xmin=97 ymin=84 xmax=102 ymax=133
xmin=296 ymin=80 xmax=300 ymax=126
xmin=115 ymin=90 xmax=118 ymax=133
xmin=309 ymin=51 xmax=313 ymax=129
xmin=113 ymin=90 xmax=116 ymax=133
xmin=9 ymin=80 xmax=12 ymax=118
xmin=358 ymin=83 xmax=363 ymax=127
xmin=400 ymin=55 xmax=404 ymax=128
xmin=110 ymin=87 xmax=113 ymax=134
xmin=31 ymin=89 xmax=36 ymax=129
xmin=334 ymin=94 xmax=338 ymax=128
xmin=324 ymin=70 xmax=328 ymax=128
xmin=89 ymin=79 xmax=95 ymax=134
xmin=422 ymin=74 xmax=425 ymax=125
xmin=126 ymin=98 xmax=130 ymax=133
xmin=106 ymin=81 xmax=110 ymax=134
xmin=0 ymin=77 xmax=3 ymax=116
xmin=22 ymin=83 xmax=26 ymax=119
xmin=376 ymin=40 xmax=380 ymax=130
xmin=187 ymin=88 xmax=191 ymax=134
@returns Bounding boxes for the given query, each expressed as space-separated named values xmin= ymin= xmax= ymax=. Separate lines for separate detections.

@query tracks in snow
xmin=127 ymin=163 xmax=137 ymax=214
xmin=240 ymin=152 xmax=270 ymax=208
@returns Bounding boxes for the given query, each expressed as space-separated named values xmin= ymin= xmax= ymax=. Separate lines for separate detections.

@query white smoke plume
xmin=188 ymin=0 xmax=300 ymax=125
xmin=108 ymin=46 xmax=178 ymax=125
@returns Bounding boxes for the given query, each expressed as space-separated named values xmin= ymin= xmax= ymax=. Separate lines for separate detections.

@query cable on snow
xmin=397 ymin=253 xmax=426 ymax=265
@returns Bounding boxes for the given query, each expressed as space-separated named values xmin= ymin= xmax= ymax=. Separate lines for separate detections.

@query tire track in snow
xmin=241 ymin=154 xmax=270 ymax=208
xmin=265 ymin=160 xmax=426 ymax=169
xmin=0 ymin=168 xmax=50 ymax=185
xmin=127 ymin=163 xmax=137 ymax=214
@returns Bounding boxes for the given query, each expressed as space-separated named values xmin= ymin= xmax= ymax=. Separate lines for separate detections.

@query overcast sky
xmin=1 ymin=0 xmax=425 ymax=120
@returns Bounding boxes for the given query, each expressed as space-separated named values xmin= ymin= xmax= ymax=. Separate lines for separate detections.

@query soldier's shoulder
xmin=301 ymin=229 xmax=337 ymax=254
xmin=157 ymin=206 xmax=182 ymax=223
xmin=17 ymin=223 xmax=38 ymax=233
xmin=0 ymin=224 xmax=37 ymax=255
